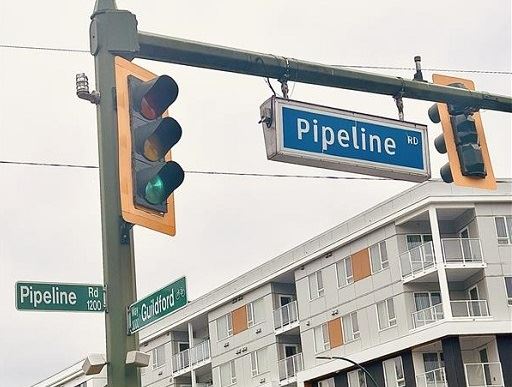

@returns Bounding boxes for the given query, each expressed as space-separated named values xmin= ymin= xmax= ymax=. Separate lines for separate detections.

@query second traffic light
xmin=115 ymin=56 xmax=184 ymax=235
xmin=428 ymin=74 xmax=496 ymax=190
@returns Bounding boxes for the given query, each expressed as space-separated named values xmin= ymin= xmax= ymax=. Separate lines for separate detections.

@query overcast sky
xmin=0 ymin=1 xmax=510 ymax=386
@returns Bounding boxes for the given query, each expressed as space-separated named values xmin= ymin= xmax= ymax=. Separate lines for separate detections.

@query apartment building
xmin=33 ymin=180 xmax=512 ymax=387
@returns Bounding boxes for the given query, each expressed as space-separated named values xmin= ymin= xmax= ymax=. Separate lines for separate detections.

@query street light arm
xmin=316 ymin=356 xmax=380 ymax=387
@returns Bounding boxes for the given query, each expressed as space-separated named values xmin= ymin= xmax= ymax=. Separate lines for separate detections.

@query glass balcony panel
xmin=442 ymin=239 xmax=483 ymax=263
xmin=171 ymin=339 xmax=210 ymax=375
xmin=400 ymin=241 xmax=435 ymax=279
xmin=465 ymin=362 xmax=504 ymax=386
xmin=278 ymin=353 xmax=303 ymax=381
xmin=412 ymin=304 xmax=444 ymax=329
xmin=416 ymin=367 xmax=447 ymax=387
xmin=451 ymin=300 xmax=489 ymax=318
xmin=274 ymin=300 xmax=298 ymax=331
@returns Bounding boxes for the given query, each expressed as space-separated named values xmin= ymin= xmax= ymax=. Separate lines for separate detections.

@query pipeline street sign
xmin=127 ymin=276 xmax=187 ymax=334
xmin=260 ymin=97 xmax=430 ymax=182
xmin=15 ymin=281 xmax=105 ymax=312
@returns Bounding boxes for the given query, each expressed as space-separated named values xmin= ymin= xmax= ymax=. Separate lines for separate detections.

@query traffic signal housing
xmin=428 ymin=74 xmax=496 ymax=190
xmin=115 ymin=56 xmax=184 ymax=235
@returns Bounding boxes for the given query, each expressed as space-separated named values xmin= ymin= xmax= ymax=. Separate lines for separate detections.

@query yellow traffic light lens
xmin=144 ymin=138 xmax=163 ymax=162
xmin=139 ymin=118 xmax=182 ymax=162
xmin=145 ymin=176 xmax=166 ymax=205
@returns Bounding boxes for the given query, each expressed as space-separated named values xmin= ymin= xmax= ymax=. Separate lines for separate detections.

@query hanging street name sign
xmin=260 ymin=97 xmax=430 ymax=182
xmin=15 ymin=281 xmax=105 ymax=312
xmin=127 ymin=276 xmax=187 ymax=335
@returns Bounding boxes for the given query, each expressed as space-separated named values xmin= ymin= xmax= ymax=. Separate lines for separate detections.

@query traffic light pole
xmin=137 ymin=32 xmax=512 ymax=113
xmin=91 ymin=1 xmax=141 ymax=386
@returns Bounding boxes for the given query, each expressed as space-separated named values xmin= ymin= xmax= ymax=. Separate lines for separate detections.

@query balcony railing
xmin=451 ymin=300 xmax=490 ymax=318
xmin=464 ymin=362 xmax=504 ymax=386
xmin=416 ymin=367 xmax=447 ymax=387
xmin=274 ymin=301 xmax=299 ymax=332
xmin=278 ymin=353 xmax=303 ymax=383
xmin=399 ymin=241 xmax=435 ymax=279
xmin=171 ymin=339 xmax=211 ymax=375
xmin=411 ymin=303 xmax=444 ymax=329
xmin=442 ymin=238 xmax=483 ymax=264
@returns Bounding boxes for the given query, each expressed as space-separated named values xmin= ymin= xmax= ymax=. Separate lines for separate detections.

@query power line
xmin=333 ymin=64 xmax=511 ymax=75
xmin=0 ymin=159 xmax=389 ymax=180
xmin=0 ymin=160 xmax=97 ymax=169
xmin=0 ymin=43 xmax=88 ymax=54
xmin=1 ymin=43 xmax=510 ymax=75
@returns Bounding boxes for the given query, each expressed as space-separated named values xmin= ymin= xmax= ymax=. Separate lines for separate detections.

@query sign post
xmin=128 ymin=277 xmax=187 ymax=334
xmin=260 ymin=97 xmax=430 ymax=182
xmin=16 ymin=282 xmax=105 ymax=312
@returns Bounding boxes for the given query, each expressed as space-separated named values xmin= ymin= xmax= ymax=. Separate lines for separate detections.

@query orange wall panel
xmin=232 ymin=305 xmax=248 ymax=335
xmin=352 ymin=248 xmax=371 ymax=281
xmin=328 ymin=317 xmax=343 ymax=348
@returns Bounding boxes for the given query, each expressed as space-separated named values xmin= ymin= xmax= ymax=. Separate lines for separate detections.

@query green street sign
xmin=15 ymin=281 xmax=105 ymax=312
xmin=128 ymin=276 xmax=187 ymax=334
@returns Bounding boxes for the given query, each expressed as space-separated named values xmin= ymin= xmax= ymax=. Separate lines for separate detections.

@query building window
xmin=318 ymin=377 xmax=335 ymax=387
xmin=342 ymin=312 xmax=360 ymax=342
xmin=308 ymin=270 xmax=324 ymax=300
xmin=423 ymin=352 xmax=444 ymax=374
xmin=314 ymin=323 xmax=330 ymax=353
xmin=220 ymin=360 xmax=237 ymax=386
xmin=217 ymin=313 xmax=233 ymax=340
xmin=336 ymin=256 xmax=353 ymax=287
xmin=152 ymin=344 xmax=166 ymax=369
xmin=406 ymin=234 xmax=433 ymax=249
xmin=369 ymin=241 xmax=389 ymax=273
xmin=505 ymin=277 xmax=512 ymax=305
xmin=377 ymin=298 xmax=397 ymax=330
xmin=383 ymin=356 xmax=406 ymax=387
xmin=347 ymin=369 xmax=367 ymax=387
xmin=495 ymin=216 xmax=512 ymax=244
xmin=414 ymin=292 xmax=441 ymax=311
xmin=250 ymin=348 xmax=268 ymax=376
xmin=247 ymin=298 xmax=265 ymax=327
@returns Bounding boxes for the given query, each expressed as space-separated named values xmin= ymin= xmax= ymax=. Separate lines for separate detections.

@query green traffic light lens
xmin=144 ymin=176 xmax=166 ymax=205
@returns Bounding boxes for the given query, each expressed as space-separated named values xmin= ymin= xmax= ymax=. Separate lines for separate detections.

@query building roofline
xmin=29 ymin=359 xmax=84 ymax=387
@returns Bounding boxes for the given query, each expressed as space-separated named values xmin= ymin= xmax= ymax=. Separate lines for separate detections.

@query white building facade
xmin=34 ymin=180 xmax=512 ymax=387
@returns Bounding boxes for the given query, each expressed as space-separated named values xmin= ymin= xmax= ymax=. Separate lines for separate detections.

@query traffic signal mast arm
xmin=135 ymin=32 xmax=512 ymax=114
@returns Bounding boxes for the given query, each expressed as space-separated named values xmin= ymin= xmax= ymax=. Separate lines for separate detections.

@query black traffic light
xmin=428 ymin=74 xmax=495 ymax=189
xmin=129 ymin=74 xmax=184 ymax=211
xmin=115 ymin=56 xmax=184 ymax=235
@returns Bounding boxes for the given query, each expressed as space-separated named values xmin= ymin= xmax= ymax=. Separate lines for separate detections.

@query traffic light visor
xmin=144 ymin=162 xmax=185 ymax=205
xmin=142 ymin=118 xmax=182 ymax=162
xmin=134 ymin=75 xmax=179 ymax=120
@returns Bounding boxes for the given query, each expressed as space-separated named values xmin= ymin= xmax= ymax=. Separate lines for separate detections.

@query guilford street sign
xmin=15 ymin=281 xmax=105 ymax=312
xmin=260 ymin=97 xmax=430 ymax=182
xmin=128 ymin=276 xmax=187 ymax=335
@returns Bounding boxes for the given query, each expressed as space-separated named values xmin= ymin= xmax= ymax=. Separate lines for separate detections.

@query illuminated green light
xmin=144 ymin=176 xmax=166 ymax=205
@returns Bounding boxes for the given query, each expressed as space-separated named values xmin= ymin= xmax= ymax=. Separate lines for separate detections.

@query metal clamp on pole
xmin=279 ymin=57 xmax=291 ymax=99
xmin=394 ymin=79 xmax=405 ymax=121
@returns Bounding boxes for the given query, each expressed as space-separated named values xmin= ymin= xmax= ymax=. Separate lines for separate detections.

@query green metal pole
xmin=90 ymin=1 xmax=140 ymax=386
xmin=136 ymin=32 xmax=512 ymax=113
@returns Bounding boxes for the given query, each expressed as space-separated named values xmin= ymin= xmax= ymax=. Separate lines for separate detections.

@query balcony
xmin=416 ymin=367 xmax=447 ymax=387
xmin=442 ymin=238 xmax=484 ymax=265
xmin=464 ymin=362 xmax=504 ymax=387
xmin=278 ymin=353 xmax=303 ymax=385
xmin=451 ymin=300 xmax=490 ymax=318
xmin=399 ymin=241 xmax=436 ymax=282
xmin=274 ymin=301 xmax=299 ymax=334
xmin=171 ymin=339 xmax=211 ymax=376
xmin=411 ymin=304 xmax=444 ymax=329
